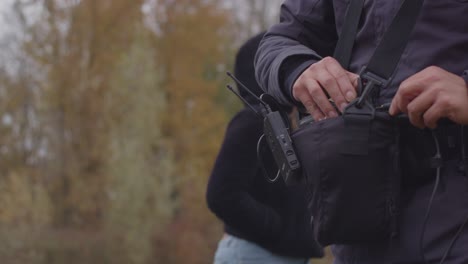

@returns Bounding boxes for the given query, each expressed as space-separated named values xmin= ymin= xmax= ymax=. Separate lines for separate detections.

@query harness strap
xmin=333 ymin=0 xmax=365 ymax=69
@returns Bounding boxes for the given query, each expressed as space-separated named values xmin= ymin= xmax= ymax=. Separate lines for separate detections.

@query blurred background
xmin=0 ymin=0 xmax=332 ymax=263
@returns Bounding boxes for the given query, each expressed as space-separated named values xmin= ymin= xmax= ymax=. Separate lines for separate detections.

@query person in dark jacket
xmin=255 ymin=1 xmax=468 ymax=264
xmin=206 ymin=32 xmax=323 ymax=264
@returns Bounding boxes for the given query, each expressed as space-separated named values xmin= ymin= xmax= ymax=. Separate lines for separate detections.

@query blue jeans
xmin=213 ymin=235 xmax=310 ymax=264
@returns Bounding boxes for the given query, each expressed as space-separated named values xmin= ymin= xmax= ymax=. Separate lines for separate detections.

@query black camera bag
xmin=289 ymin=0 xmax=424 ymax=246
xmin=293 ymin=102 xmax=400 ymax=245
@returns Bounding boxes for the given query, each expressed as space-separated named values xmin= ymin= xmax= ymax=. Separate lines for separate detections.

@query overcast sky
xmin=0 ymin=0 xmax=14 ymax=36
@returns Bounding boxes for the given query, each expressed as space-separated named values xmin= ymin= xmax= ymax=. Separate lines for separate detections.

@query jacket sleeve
xmin=463 ymin=70 xmax=468 ymax=85
xmin=255 ymin=0 xmax=338 ymax=106
xmin=206 ymin=109 xmax=283 ymax=243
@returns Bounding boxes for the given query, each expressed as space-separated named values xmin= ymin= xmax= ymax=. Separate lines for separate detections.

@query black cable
xmin=420 ymin=127 xmax=468 ymax=264
xmin=301 ymin=148 xmax=317 ymax=229
xmin=437 ymin=126 xmax=468 ymax=263
xmin=257 ymin=134 xmax=280 ymax=183
xmin=419 ymin=130 xmax=442 ymax=264
xmin=303 ymin=158 xmax=317 ymax=212
xmin=419 ymin=171 xmax=440 ymax=264
xmin=461 ymin=126 xmax=468 ymax=177
xmin=439 ymin=213 xmax=468 ymax=264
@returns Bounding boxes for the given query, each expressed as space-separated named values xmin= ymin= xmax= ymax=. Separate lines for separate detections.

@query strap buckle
xmin=356 ymin=67 xmax=392 ymax=108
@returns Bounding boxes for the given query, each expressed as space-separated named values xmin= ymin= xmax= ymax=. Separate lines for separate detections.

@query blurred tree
xmin=0 ymin=0 xmax=306 ymax=263
xmin=215 ymin=0 xmax=284 ymax=117
xmin=16 ymin=0 xmax=144 ymax=228
xmin=151 ymin=0 xmax=229 ymax=262
xmin=227 ymin=0 xmax=283 ymax=42
xmin=0 ymin=1 xmax=52 ymax=232
xmin=103 ymin=24 xmax=176 ymax=264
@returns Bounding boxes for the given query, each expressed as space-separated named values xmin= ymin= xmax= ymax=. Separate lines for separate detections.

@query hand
xmin=389 ymin=66 xmax=468 ymax=129
xmin=292 ymin=57 xmax=359 ymax=121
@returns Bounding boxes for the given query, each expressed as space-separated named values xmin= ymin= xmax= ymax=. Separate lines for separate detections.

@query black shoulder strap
xmin=334 ymin=0 xmax=424 ymax=81
xmin=333 ymin=0 xmax=365 ymax=69
xmin=365 ymin=0 xmax=424 ymax=80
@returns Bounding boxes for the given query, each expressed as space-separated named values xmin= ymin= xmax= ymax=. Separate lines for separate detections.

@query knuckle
xmin=427 ymin=74 xmax=441 ymax=83
xmin=323 ymin=106 xmax=335 ymax=115
xmin=310 ymin=62 xmax=321 ymax=71
xmin=318 ymin=99 xmax=334 ymax=113
xmin=322 ymin=57 xmax=339 ymax=68
xmin=292 ymin=82 xmax=303 ymax=93
xmin=310 ymin=90 xmax=323 ymax=100
xmin=431 ymin=85 xmax=444 ymax=96
xmin=295 ymin=74 xmax=304 ymax=83
xmin=398 ymin=84 xmax=410 ymax=96
xmin=334 ymin=97 xmax=346 ymax=108
xmin=438 ymin=94 xmax=453 ymax=109
xmin=423 ymin=113 xmax=436 ymax=128
xmin=322 ymin=56 xmax=334 ymax=64
xmin=399 ymin=78 xmax=409 ymax=88
xmin=422 ymin=111 xmax=431 ymax=120
xmin=312 ymin=112 xmax=324 ymax=121
xmin=294 ymin=78 xmax=312 ymax=92
xmin=407 ymin=102 xmax=416 ymax=113
xmin=303 ymin=99 xmax=315 ymax=108
xmin=426 ymin=66 xmax=441 ymax=74
xmin=295 ymin=71 xmax=310 ymax=84
xmin=302 ymin=66 xmax=314 ymax=76
xmin=309 ymin=86 xmax=323 ymax=97
xmin=399 ymin=82 xmax=416 ymax=96
xmin=292 ymin=87 xmax=303 ymax=100
xmin=321 ymin=75 xmax=334 ymax=88
xmin=426 ymin=66 xmax=443 ymax=79
xmin=335 ymin=71 xmax=348 ymax=80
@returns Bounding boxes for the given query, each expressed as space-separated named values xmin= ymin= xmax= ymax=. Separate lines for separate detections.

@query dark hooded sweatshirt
xmin=206 ymin=32 xmax=323 ymax=258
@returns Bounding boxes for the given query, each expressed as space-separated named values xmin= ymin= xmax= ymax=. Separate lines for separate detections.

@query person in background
xmin=206 ymin=32 xmax=323 ymax=264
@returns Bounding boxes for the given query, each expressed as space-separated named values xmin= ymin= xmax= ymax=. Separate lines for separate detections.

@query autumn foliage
xmin=0 ymin=0 xmax=334 ymax=264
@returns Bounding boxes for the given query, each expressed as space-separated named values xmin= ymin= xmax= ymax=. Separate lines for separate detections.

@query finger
xmin=423 ymin=94 xmax=453 ymax=129
xmin=296 ymin=91 xmax=325 ymax=121
xmin=323 ymin=57 xmax=357 ymax=104
xmin=406 ymin=89 xmax=436 ymax=129
xmin=325 ymin=60 xmax=357 ymax=102
xmin=389 ymin=98 xmax=399 ymax=116
xmin=292 ymin=80 xmax=326 ymax=120
xmin=390 ymin=77 xmax=426 ymax=115
xmin=423 ymin=103 xmax=446 ymax=129
xmin=347 ymin=72 xmax=360 ymax=89
xmin=408 ymin=110 xmax=425 ymax=129
xmin=305 ymin=76 xmax=338 ymax=118
xmin=389 ymin=89 xmax=408 ymax=116
xmin=314 ymin=67 xmax=344 ymax=114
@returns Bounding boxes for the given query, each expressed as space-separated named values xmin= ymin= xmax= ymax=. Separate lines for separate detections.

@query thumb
xmin=346 ymin=72 xmax=359 ymax=89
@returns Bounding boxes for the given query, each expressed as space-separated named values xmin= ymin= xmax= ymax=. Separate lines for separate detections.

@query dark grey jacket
xmin=255 ymin=0 xmax=468 ymax=106
xmin=255 ymin=1 xmax=468 ymax=263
